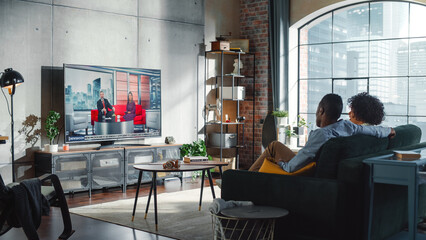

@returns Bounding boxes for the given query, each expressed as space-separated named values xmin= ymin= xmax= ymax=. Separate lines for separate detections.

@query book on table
xmin=183 ymin=156 xmax=209 ymax=163
xmin=393 ymin=150 xmax=421 ymax=161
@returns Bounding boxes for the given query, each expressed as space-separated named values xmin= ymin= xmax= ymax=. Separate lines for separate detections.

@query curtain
xmin=269 ymin=0 xmax=290 ymax=111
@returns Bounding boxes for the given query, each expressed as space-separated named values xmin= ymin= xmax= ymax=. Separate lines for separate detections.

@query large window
xmin=298 ymin=1 xmax=426 ymax=142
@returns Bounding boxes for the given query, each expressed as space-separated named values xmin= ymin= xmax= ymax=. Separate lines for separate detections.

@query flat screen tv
xmin=64 ymin=64 xmax=161 ymax=143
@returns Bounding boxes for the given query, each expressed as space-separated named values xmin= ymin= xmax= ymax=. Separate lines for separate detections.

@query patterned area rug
xmin=70 ymin=187 xmax=220 ymax=240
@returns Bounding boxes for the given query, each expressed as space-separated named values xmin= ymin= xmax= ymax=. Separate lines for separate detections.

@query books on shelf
xmin=393 ymin=150 xmax=421 ymax=161
xmin=183 ymin=156 xmax=209 ymax=163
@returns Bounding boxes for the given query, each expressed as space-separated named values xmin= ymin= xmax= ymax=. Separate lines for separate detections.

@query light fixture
xmin=0 ymin=68 xmax=24 ymax=182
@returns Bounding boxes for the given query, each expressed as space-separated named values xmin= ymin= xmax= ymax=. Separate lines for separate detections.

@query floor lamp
xmin=0 ymin=68 xmax=24 ymax=182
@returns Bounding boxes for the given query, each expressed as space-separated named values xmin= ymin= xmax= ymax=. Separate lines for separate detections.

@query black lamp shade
xmin=0 ymin=68 xmax=24 ymax=89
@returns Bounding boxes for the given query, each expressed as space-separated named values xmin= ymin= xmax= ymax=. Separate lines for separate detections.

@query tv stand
xmin=97 ymin=143 xmax=151 ymax=150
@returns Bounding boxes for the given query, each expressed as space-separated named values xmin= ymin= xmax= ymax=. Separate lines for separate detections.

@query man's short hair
xmin=348 ymin=92 xmax=385 ymax=125
xmin=319 ymin=94 xmax=343 ymax=121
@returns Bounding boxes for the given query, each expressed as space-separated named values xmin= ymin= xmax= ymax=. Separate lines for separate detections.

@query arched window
xmin=298 ymin=1 xmax=426 ymax=142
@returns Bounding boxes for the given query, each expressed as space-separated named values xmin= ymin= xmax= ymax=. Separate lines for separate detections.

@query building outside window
xmin=298 ymin=1 xmax=426 ymax=145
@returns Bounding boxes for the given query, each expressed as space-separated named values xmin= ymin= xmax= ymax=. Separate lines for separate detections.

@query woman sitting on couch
xmin=123 ymin=92 xmax=136 ymax=121
xmin=248 ymin=93 xmax=392 ymax=173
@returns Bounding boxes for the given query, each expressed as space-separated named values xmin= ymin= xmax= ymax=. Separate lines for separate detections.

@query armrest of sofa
xmin=221 ymin=170 xmax=343 ymax=238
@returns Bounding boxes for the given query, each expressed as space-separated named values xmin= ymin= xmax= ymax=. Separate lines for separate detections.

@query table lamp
xmin=0 ymin=68 xmax=24 ymax=181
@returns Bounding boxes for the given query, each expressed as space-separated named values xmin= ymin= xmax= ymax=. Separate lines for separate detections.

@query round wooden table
xmin=131 ymin=164 xmax=216 ymax=231
xmin=151 ymin=160 xmax=229 ymax=177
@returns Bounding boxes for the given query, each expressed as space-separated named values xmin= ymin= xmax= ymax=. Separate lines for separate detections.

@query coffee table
xmin=151 ymin=160 xmax=229 ymax=178
xmin=131 ymin=164 xmax=216 ymax=231
xmin=94 ymin=120 xmax=134 ymax=135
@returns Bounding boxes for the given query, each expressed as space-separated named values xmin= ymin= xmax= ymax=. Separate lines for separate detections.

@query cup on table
xmin=62 ymin=144 xmax=69 ymax=151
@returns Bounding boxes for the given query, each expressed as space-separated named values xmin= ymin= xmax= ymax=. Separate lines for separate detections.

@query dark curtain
xmin=269 ymin=0 xmax=290 ymax=111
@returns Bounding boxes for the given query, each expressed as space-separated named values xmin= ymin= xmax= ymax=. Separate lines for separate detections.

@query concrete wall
xmin=0 ymin=0 xmax=205 ymax=183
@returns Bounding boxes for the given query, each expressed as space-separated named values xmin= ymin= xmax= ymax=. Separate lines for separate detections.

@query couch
xmin=90 ymin=104 xmax=146 ymax=126
xmin=221 ymin=124 xmax=426 ymax=240
xmin=65 ymin=103 xmax=90 ymax=134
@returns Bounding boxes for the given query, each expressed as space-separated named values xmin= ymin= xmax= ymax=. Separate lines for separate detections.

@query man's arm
xmin=105 ymin=99 xmax=114 ymax=110
xmin=349 ymin=121 xmax=392 ymax=138
xmin=97 ymin=100 xmax=102 ymax=111
xmin=279 ymin=129 xmax=327 ymax=173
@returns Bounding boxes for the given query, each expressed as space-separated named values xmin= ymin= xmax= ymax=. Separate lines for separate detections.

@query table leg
xmin=153 ymin=172 xmax=158 ymax=231
xmin=219 ymin=166 xmax=223 ymax=178
xmin=207 ymin=169 xmax=216 ymax=199
xmin=365 ymin=165 xmax=374 ymax=240
xmin=408 ymin=168 xmax=419 ymax=240
xmin=131 ymin=171 xmax=143 ymax=221
xmin=199 ymin=170 xmax=205 ymax=211
xmin=144 ymin=178 xmax=154 ymax=219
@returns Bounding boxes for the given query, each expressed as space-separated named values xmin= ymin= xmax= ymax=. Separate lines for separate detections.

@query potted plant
xmin=293 ymin=115 xmax=311 ymax=136
xmin=19 ymin=114 xmax=42 ymax=148
xmin=45 ymin=110 xmax=61 ymax=152
xmin=272 ymin=109 xmax=289 ymax=126
xmin=180 ymin=139 xmax=212 ymax=180
xmin=284 ymin=127 xmax=298 ymax=146
xmin=19 ymin=114 xmax=42 ymax=159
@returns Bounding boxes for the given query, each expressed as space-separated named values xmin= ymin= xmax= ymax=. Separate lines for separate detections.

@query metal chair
xmin=0 ymin=174 xmax=74 ymax=239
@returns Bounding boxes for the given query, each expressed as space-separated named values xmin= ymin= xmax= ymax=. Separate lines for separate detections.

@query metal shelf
xmin=206 ymin=145 xmax=245 ymax=149
xmin=206 ymin=122 xmax=245 ymax=125
xmin=204 ymin=48 xmax=256 ymax=169
xmin=206 ymin=50 xmax=249 ymax=55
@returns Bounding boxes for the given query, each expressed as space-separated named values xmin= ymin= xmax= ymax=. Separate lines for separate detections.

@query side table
xmin=213 ymin=205 xmax=289 ymax=240
xmin=364 ymin=152 xmax=426 ymax=240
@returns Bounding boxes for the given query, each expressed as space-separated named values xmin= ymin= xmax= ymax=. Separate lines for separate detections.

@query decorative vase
xmin=278 ymin=117 xmax=288 ymax=126
xmin=285 ymin=136 xmax=291 ymax=146
xmin=49 ymin=144 xmax=58 ymax=153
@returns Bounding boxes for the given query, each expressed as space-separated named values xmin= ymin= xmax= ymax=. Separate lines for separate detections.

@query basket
xmin=211 ymin=213 xmax=275 ymax=240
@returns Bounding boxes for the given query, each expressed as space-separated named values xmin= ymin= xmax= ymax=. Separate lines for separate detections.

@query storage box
xmin=230 ymin=39 xmax=249 ymax=53
xmin=211 ymin=41 xmax=230 ymax=51
xmin=208 ymin=133 xmax=237 ymax=148
xmin=212 ymin=156 xmax=236 ymax=172
xmin=217 ymin=87 xmax=245 ymax=100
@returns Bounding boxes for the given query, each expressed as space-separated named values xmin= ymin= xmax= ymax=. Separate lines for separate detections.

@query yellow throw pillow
xmin=259 ymin=158 xmax=316 ymax=176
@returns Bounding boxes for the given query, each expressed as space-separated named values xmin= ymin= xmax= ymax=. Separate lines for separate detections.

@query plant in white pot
xmin=45 ymin=110 xmax=60 ymax=152
xmin=284 ymin=126 xmax=298 ymax=147
xmin=272 ymin=109 xmax=289 ymax=126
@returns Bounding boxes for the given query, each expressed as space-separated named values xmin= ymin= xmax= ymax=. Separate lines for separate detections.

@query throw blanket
xmin=209 ymin=198 xmax=253 ymax=215
xmin=6 ymin=179 xmax=50 ymax=240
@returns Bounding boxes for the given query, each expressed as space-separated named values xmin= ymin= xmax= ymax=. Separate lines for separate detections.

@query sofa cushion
xmin=315 ymin=135 xmax=389 ymax=179
xmin=259 ymin=158 xmax=316 ymax=176
xmin=388 ymin=124 xmax=421 ymax=149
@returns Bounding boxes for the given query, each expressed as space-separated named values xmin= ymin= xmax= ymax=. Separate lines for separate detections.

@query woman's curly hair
xmin=348 ymin=92 xmax=385 ymax=125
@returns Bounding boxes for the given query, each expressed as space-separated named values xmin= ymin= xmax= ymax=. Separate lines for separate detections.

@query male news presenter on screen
xmin=97 ymin=91 xmax=115 ymax=121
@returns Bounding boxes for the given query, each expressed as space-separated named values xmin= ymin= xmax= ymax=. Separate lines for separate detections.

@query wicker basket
xmin=211 ymin=213 xmax=275 ymax=240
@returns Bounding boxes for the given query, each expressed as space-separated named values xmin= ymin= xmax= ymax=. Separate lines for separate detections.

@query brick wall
xmin=238 ymin=0 xmax=272 ymax=169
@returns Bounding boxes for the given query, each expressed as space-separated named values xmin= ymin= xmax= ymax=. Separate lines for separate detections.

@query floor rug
xmin=70 ymin=186 xmax=220 ymax=240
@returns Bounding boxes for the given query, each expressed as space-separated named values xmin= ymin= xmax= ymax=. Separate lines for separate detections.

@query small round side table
xmin=212 ymin=205 xmax=289 ymax=240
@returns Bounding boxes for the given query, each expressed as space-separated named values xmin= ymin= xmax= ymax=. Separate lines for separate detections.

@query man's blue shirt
xmin=278 ymin=120 xmax=391 ymax=172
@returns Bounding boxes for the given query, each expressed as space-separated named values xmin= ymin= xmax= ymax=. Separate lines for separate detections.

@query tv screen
xmin=64 ymin=64 xmax=161 ymax=143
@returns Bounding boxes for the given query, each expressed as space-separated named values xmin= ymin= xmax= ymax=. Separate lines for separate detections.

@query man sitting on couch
xmin=97 ymin=91 xmax=115 ymax=121
xmin=249 ymin=93 xmax=396 ymax=173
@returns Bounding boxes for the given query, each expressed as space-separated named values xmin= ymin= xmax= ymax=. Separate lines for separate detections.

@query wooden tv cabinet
xmin=34 ymin=144 xmax=182 ymax=197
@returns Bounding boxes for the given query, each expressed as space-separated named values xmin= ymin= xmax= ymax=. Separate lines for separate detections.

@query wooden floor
xmin=3 ymin=176 xmax=217 ymax=240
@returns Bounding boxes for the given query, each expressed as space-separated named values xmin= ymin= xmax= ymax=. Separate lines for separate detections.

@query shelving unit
xmin=35 ymin=144 xmax=182 ymax=196
xmin=204 ymin=50 xmax=255 ymax=169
